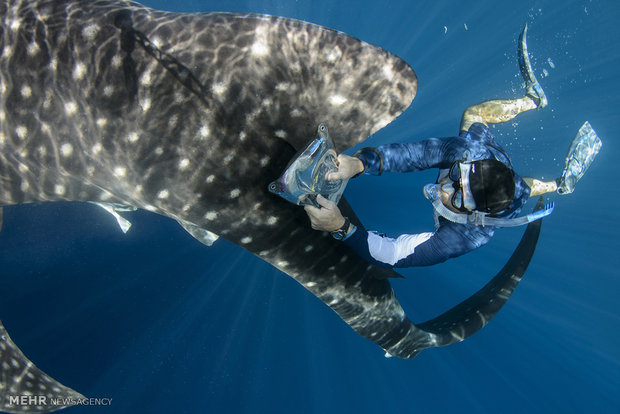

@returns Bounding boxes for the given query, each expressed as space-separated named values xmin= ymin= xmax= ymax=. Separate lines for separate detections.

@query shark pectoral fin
xmin=0 ymin=321 xmax=85 ymax=413
xmin=415 ymin=197 xmax=545 ymax=348
xmin=176 ymin=220 xmax=219 ymax=247
xmin=89 ymin=202 xmax=137 ymax=234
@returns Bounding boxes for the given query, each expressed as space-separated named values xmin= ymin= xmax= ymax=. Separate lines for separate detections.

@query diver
xmin=302 ymin=26 xmax=601 ymax=268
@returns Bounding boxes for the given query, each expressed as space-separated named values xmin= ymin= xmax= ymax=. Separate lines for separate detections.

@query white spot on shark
xmin=206 ymin=175 xmax=215 ymax=183
xmin=304 ymin=245 xmax=313 ymax=252
xmin=9 ymin=19 xmax=20 ymax=31
xmin=179 ymin=158 xmax=190 ymax=170
xmin=54 ymin=184 xmax=66 ymax=195
xmin=251 ymin=32 xmax=269 ymax=56
xmin=155 ymin=147 xmax=164 ymax=155
xmin=92 ymin=143 xmax=102 ymax=154
xmin=27 ymin=43 xmax=39 ymax=56
xmin=260 ymin=156 xmax=270 ymax=167
xmin=205 ymin=211 xmax=218 ymax=220
xmin=325 ymin=47 xmax=341 ymax=62
xmin=111 ymin=55 xmax=122 ymax=69
xmin=329 ymin=95 xmax=347 ymax=105
xmin=199 ymin=125 xmax=210 ymax=138
xmin=140 ymin=70 xmax=153 ymax=86
xmin=96 ymin=118 xmax=107 ymax=128
xmin=65 ymin=101 xmax=78 ymax=115
xmin=213 ymin=83 xmax=227 ymax=96
xmin=141 ymin=97 xmax=152 ymax=112
xmin=103 ymin=85 xmax=114 ymax=97
xmin=127 ymin=132 xmax=139 ymax=143
xmin=275 ymin=82 xmax=290 ymax=91
xmin=82 ymin=24 xmax=99 ymax=40
xmin=113 ymin=167 xmax=126 ymax=177
xmin=275 ymin=130 xmax=287 ymax=138
xmin=382 ymin=65 xmax=394 ymax=81
xmin=168 ymin=114 xmax=179 ymax=128
xmin=73 ymin=62 xmax=86 ymax=80
xmin=60 ymin=143 xmax=73 ymax=157
xmin=223 ymin=153 xmax=234 ymax=164
xmin=267 ymin=216 xmax=277 ymax=225
xmin=230 ymin=188 xmax=241 ymax=198
xmin=15 ymin=126 xmax=27 ymax=139
xmin=20 ymin=85 xmax=32 ymax=98
xmin=241 ymin=237 xmax=252 ymax=244
xmin=157 ymin=189 xmax=170 ymax=199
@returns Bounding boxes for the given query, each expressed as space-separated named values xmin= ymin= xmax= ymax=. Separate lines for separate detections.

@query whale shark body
xmin=0 ymin=1 xmax=543 ymax=412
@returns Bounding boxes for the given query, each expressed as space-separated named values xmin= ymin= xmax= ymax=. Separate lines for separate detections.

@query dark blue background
xmin=1 ymin=0 xmax=618 ymax=413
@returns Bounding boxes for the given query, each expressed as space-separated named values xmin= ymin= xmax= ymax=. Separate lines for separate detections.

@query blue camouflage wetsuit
xmin=343 ymin=123 xmax=531 ymax=268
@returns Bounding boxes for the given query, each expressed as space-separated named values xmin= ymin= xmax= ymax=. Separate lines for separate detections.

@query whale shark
xmin=0 ymin=1 xmax=544 ymax=412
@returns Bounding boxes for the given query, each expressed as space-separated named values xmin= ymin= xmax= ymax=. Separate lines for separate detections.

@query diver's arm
xmin=353 ymin=137 xmax=463 ymax=175
xmin=523 ymin=177 xmax=558 ymax=197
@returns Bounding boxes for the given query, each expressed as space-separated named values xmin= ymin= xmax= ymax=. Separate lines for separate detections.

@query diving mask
xmin=423 ymin=183 xmax=554 ymax=227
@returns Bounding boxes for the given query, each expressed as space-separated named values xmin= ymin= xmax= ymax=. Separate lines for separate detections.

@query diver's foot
xmin=518 ymin=24 xmax=548 ymax=110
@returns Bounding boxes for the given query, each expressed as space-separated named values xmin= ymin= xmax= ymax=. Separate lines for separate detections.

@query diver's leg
xmin=459 ymin=97 xmax=537 ymax=133
xmin=523 ymin=177 xmax=557 ymax=196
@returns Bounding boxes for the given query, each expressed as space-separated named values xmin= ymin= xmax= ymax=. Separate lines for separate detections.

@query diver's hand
xmin=304 ymin=195 xmax=345 ymax=232
xmin=326 ymin=154 xmax=364 ymax=181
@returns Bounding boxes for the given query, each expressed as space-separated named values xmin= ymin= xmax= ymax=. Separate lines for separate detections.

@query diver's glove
xmin=556 ymin=121 xmax=602 ymax=194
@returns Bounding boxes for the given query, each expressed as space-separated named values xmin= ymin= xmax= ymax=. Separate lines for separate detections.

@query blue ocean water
xmin=1 ymin=0 xmax=618 ymax=413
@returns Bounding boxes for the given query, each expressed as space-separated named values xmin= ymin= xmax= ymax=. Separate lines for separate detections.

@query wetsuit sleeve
xmin=354 ymin=137 xmax=465 ymax=175
xmin=343 ymin=221 xmax=494 ymax=268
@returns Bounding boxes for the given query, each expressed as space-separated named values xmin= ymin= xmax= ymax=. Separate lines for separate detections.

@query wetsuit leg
xmin=459 ymin=97 xmax=537 ymax=133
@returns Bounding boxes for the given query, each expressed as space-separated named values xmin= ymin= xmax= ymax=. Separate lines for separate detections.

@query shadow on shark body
xmin=0 ymin=1 xmax=545 ymax=412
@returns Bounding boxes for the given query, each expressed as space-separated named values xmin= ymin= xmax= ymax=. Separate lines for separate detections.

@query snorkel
xmin=423 ymin=183 xmax=554 ymax=228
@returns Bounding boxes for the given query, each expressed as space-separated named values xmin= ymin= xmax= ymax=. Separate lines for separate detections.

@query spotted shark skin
xmin=1 ymin=321 xmax=85 ymax=413
xmin=0 ymin=1 xmax=544 ymax=412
